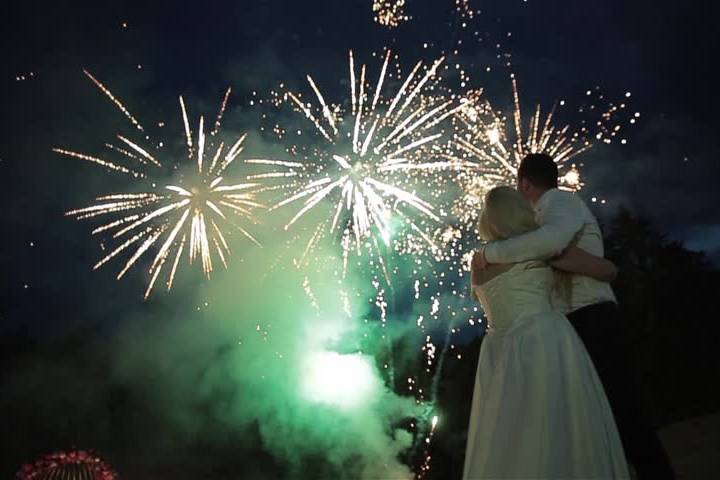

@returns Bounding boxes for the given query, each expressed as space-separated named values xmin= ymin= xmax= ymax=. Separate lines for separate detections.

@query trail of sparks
xmin=56 ymin=72 xmax=265 ymax=298
xmin=416 ymin=415 xmax=440 ymax=479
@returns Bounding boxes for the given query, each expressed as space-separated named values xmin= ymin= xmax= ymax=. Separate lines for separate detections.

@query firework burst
xmin=449 ymin=74 xmax=633 ymax=227
xmin=253 ymin=50 xmax=473 ymax=273
xmin=16 ymin=449 xmax=117 ymax=480
xmin=56 ymin=71 xmax=264 ymax=298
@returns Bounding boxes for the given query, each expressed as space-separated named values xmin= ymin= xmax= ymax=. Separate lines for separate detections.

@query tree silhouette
xmin=605 ymin=207 xmax=720 ymax=424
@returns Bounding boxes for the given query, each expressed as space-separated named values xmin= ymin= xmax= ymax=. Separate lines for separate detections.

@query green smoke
xmin=109 ymin=213 xmax=423 ymax=479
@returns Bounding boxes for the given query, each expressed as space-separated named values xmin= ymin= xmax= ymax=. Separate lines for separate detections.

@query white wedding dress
xmin=463 ymin=261 xmax=630 ymax=479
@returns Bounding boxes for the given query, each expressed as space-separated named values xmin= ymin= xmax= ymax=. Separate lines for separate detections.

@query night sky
xmin=2 ymin=0 xmax=719 ymax=477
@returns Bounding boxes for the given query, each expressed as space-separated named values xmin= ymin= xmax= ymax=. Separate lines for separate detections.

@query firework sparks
xmin=254 ymin=50 xmax=472 ymax=268
xmin=416 ymin=414 xmax=439 ymax=479
xmin=372 ymin=1 xmax=410 ymax=28
xmin=16 ymin=449 xmax=117 ymax=480
xmin=455 ymin=0 xmax=476 ymax=19
xmin=372 ymin=0 xmax=478 ymax=27
xmin=56 ymin=72 xmax=264 ymax=298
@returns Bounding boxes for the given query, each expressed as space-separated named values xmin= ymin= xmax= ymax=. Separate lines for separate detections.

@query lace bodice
xmin=472 ymin=261 xmax=556 ymax=333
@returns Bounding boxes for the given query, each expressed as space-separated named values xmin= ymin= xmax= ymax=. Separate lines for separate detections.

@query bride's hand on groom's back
xmin=472 ymin=247 xmax=489 ymax=271
xmin=550 ymin=246 xmax=618 ymax=282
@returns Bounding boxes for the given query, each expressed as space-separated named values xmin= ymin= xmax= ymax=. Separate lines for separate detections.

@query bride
xmin=463 ymin=186 xmax=630 ymax=479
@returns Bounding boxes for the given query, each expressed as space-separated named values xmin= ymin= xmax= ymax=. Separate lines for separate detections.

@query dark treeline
xmin=605 ymin=208 xmax=720 ymax=423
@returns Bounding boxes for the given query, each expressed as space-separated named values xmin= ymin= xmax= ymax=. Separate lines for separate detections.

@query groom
xmin=474 ymin=153 xmax=675 ymax=479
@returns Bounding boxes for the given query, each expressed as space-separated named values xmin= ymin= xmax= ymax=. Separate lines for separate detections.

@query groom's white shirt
xmin=484 ymin=188 xmax=616 ymax=313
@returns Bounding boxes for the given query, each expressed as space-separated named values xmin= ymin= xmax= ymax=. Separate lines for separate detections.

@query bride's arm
xmin=549 ymin=246 xmax=618 ymax=282
xmin=483 ymin=192 xmax=585 ymax=264
xmin=472 ymin=250 xmax=513 ymax=287
xmin=471 ymin=251 xmax=484 ymax=286
xmin=470 ymin=252 xmax=482 ymax=302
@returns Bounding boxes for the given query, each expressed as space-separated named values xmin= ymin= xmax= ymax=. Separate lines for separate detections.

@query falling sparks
xmin=56 ymin=72 xmax=264 ymax=298
xmin=372 ymin=1 xmax=410 ymax=28
xmin=15 ymin=71 xmax=35 ymax=82
xmin=254 ymin=50 xmax=472 ymax=268
xmin=455 ymin=0 xmax=476 ymax=19
xmin=423 ymin=336 xmax=437 ymax=371
xmin=372 ymin=0 xmax=478 ymax=27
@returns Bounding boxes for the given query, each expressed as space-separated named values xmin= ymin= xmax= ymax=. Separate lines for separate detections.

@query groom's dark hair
xmin=517 ymin=153 xmax=558 ymax=189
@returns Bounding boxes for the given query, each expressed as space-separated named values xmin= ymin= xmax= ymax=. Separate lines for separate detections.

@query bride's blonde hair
xmin=478 ymin=186 xmax=538 ymax=241
xmin=478 ymin=186 xmax=573 ymax=304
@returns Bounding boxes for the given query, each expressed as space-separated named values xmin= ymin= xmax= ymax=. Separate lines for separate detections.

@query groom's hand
xmin=472 ymin=247 xmax=489 ymax=271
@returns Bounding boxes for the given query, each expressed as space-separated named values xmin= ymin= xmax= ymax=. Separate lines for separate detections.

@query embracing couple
xmin=462 ymin=153 xmax=675 ymax=479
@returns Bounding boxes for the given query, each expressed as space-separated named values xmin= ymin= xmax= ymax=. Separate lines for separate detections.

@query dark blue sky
xmin=1 ymin=0 xmax=719 ymax=328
